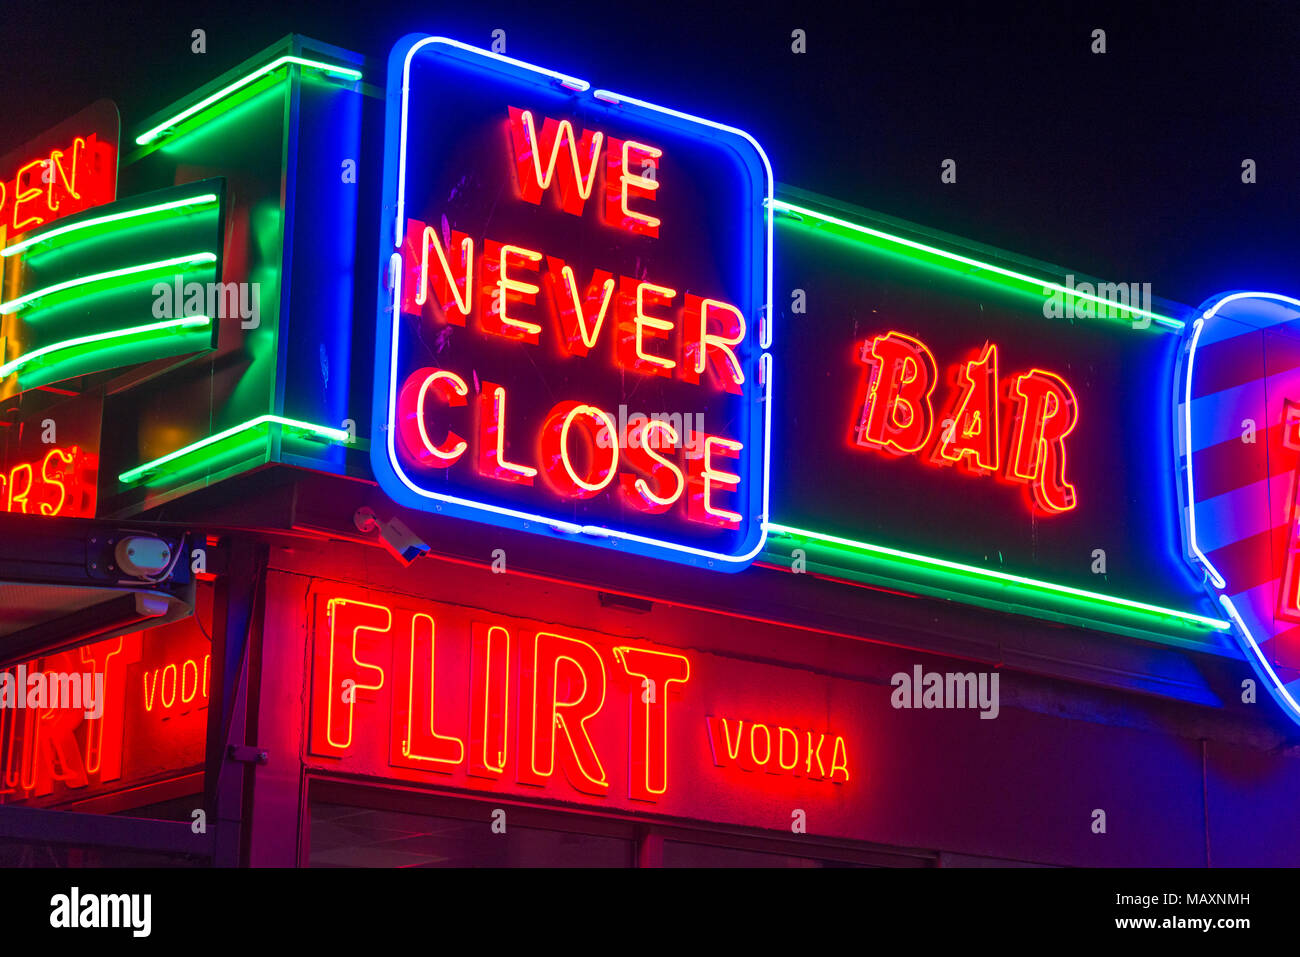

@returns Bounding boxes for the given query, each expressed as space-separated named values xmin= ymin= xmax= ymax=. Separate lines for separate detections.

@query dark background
xmin=2 ymin=0 xmax=1296 ymax=308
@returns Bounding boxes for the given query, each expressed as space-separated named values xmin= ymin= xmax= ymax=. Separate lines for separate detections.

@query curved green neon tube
xmin=118 ymin=415 xmax=351 ymax=484
xmin=0 ymin=253 xmax=217 ymax=315
xmin=765 ymin=522 xmax=1229 ymax=631
xmin=0 ymin=315 xmax=211 ymax=379
xmin=1 ymin=194 xmax=219 ymax=259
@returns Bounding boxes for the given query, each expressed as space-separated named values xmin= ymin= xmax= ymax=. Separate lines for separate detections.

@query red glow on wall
xmin=851 ymin=331 xmax=1079 ymax=515
xmin=705 ymin=716 xmax=849 ymax=783
xmin=0 ymin=133 xmax=116 ymax=235
xmin=0 ymin=446 xmax=97 ymax=518
xmin=0 ymin=619 xmax=208 ymax=806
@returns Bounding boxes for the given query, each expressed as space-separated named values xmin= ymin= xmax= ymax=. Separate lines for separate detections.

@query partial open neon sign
xmin=0 ymin=133 xmax=115 ymax=236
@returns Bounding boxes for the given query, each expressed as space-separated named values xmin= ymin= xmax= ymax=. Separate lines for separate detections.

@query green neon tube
xmin=135 ymin=55 xmax=363 ymax=146
xmin=771 ymin=200 xmax=1183 ymax=332
xmin=0 ymin=253 xmax=217 ymax=315
xmin=1 ymin=194 xmax=219 ymax=259
xmin=765 ymin=522 xmax=1229 ymax=631
xmin=0 ymin=315 xmax=211 ymax=379
xmin=118 ymin=415 xmax=351 ymax=484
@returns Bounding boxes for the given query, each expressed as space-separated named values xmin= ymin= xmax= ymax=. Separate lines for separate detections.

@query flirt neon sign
xmin=372 ymin=36 xmax=772 ymax=569
xmin=851 ymin=332 xmax=1079 ymax=514
xmin=307 ymin=590 xmax=855 ymax=805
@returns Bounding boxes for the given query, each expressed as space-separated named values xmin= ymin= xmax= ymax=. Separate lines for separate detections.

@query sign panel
xmin=0 ymin=100 xmax=119 ymax=246
xmin=765 ymin=197 xmax=1219 ymax=638
xmin=372 ymin=36 xmax=772 ymax=570
xmin=306 ymin=585 xmax=858 ymax=829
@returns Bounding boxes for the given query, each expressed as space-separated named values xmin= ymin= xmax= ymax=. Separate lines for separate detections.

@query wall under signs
xmin=243 ymin=537 xmax=1300 ymax=866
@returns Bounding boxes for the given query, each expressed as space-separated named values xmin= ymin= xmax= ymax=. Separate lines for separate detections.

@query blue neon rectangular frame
xmin=371 ymin=34 xmax=773 ymax=570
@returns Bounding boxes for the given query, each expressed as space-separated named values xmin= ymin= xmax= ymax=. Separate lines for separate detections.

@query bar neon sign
xmin=851 ymin=332 xmax=1080 ymax=514
xmin=372 ymin=36 xmax=772 ymax=570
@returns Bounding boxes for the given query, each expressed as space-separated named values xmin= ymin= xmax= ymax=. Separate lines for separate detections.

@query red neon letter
xmin=394 ymin=613 xmax=464 ymax=770
xmin=469 ymin=623 xmax=511 ymax=778
xmin=507 ymin=107 xmax=603 ymax=216
xmin=314 ymin=599 xmax=388 ymax=755
xmin=934 ymin=342 xmax=1000 ymax=474
xmin=476 ymin=382 xmax=537 ymax=485
xmin=402 ymin=218 xmax=474 ymax=325
xmin=540 ymin=401 xmax=619 ymax=499
xmin=1007 ymin=369 xmax=1078 ymax=513
xmin=397 ymin=368 xmax=469 ymax=469
xmin=604 ymin=137 xmax=661 ymax=237
xmin=682 ymin=295 xmax=746 ymax=394
xmin=614 ymin=646 xmax=689 ymax=801
xmin=687 ymin=433 xmax=743 ymax=528
xmin=518 ymin=632 xmax=609 ymax=795
xmin=617 ymin=278 xmax=677 ymax=377
xmin=480 ymin=240 xmax=542 ymax=343
xmin=619 ymin=419 xmax=685 ymax=513
xmin=13 ymin=158 xmax=47 ymax=232
xmin=853 ymin=331 xmax=938 ymax=456
xmin=543 ymin=256 xmax=615 ymax=357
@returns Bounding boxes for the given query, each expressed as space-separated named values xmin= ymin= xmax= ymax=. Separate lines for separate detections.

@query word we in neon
xmin=311 ymin=597 xmax=691 ymax=802
xmin=0 ymin=133 xmax=115 ymax=235
xmin=851 ymin=332 xmax=1079 ymax=514
xmin=0 ymin=446 xmax=95 ymax=518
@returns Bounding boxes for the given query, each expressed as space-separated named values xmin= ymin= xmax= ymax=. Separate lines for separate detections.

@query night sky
xmin=3 ymin=0 xmax=1297 ymax=306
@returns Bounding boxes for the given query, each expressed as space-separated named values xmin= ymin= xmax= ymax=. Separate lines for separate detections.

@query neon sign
xmin=0 ymin=133 xmax=115 ymax=236
xmin=850 ymin=332 xmax=1079 ymax=514
xmin=306 ymin=587 xmax=856 ymax=812
xmin=766 ymin=195 xmax=1218 ymax=639
xmin=309 ymin=593 xmax=694 ymax=802
xmin=372 ymin=36 xmax=771 ymax=570
xmin=0 ymin=446 xmax=96 ymax=518
xmin=1178 ymin=292 xmax=1300 ymax=727
xmin=705 ymin=716 xmax=849 ymax=782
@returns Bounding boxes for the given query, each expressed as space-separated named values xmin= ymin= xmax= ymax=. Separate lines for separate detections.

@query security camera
xmin=354 ymin=508 xmax=430 ymax=565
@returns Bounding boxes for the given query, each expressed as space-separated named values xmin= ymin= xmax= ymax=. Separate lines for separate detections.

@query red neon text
xmin=0 ymin=134 xmax=115 ymax=235
xmin=507 ymin=107 xmax=659 ymax=236
xmin=310 ymin=597 xmax=693 ymax=803
xmin=705 ymin=716 xmax=850 ymax=783
xmin=400 ymin=220 xmax=746 ymax=392
xmin=395 ymin=369 xmax=744 ymax=528
xmin=851 ymin=332 xmax=1079 ymax=514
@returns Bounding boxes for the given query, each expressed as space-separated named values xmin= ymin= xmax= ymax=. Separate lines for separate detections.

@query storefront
xmin=1 ymin=32 xmax=1298 ymax=868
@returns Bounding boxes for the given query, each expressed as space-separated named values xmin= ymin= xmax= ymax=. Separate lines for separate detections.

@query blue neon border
xmin=1175 ymin=291 xmax=1300 ymax=727
xmin=372 ymin=34 xmax=774 ymax=571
